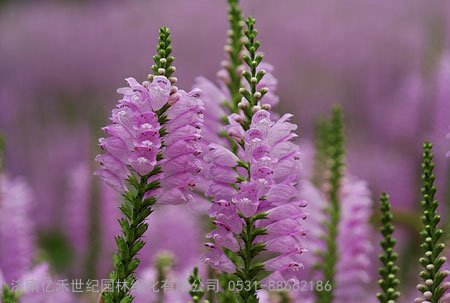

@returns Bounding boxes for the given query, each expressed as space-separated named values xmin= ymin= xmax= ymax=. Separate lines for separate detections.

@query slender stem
xmin=189 ymin=267 xmax=206 ymax=303
xmin=102 ymin=173 xmax=159 ymax=303
xmin=316 ymin=105 xmax=345 ymax=303
xmin=225 ymin=0 xmax=244 ymax=111
xmin=239 ymin=17 xmax=268 ymax=130
xmin=377 ymin=193 xmax=400 ymax=303
xmin=416 ymin=142 xmax=448 ymax=303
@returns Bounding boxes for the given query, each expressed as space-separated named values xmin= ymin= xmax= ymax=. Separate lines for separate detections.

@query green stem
xmin=235 ymin=214 xmax=266 ymax=303
xmin=377 ymin=193 xmax=400 ymax=303
xmin=316 ymin=105 xmax=345 ymax=303
xmin=189 ymin=267 xmax=206 ymax=303
xmin=1 ymin=285 xmax=20 ymax=303
xmin=416 ymin=142 xmax=448 ymax=303
xmin=102 ymin=172 xmax=159 ymax=303
xmin=225 ymin=0 xmax=244 ymax=112
xmin=239 ymin=17 xmax=268 ymax=130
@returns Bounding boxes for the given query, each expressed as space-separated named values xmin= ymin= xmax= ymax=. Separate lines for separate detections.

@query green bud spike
xmin=225 ymin=0 xmax=244 ymax=111
xmin=151 ymin=26 xmax=176 ymax=79
xmin=416 ymin=142 xmax=448 ymax=303
xmin=377 ymin=192 xmax=400 ymax=303
xmin=189 ymin=267 xmax=206 ymax=303
xmin=239 ymin=17 xmax=268 ymax=130
xmin=315 ymin=105 xmax=345 ymax=303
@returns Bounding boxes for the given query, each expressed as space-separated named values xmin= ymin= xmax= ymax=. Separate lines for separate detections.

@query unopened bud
xmin=260 ymin=87 xmax=269 ymax=94
xmin=170 ymin=86 xmax=178 ymax=95
xmin=238 ymin=100 xmax=250 ymax=109
xmin=252 ymin=105 xmax=261 ymax=113
xmin=261 ymin=104 xmax=271 ymax=111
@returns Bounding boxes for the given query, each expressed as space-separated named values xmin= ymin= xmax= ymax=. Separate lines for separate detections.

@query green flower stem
xmin=316 ymin=105 xmax=345 ymax=303
xmin=225 ymin=0 xmax=244 ymax=111
xmin=102 ymin=173 xmax=159 ymax=303
xmin=102 ymin=27 xmax=175 ymax=303
xmin=377 ymin=193 xmax=400 ymax=303
xmin=189 ymin=267 xmax=206 ymax=303
xmin=239 ymin=17 xmax=269 ymax=129
xmin=2 ymin=285 xmax=20 ymax=303
xmin=235 ymin=214 xmax=266 ymax=303
xmin=224 ymin=17 xmax=270 ymax=303
xmin=416 ymin=142 xmax=448 ymax=303
xmin=155 ymin=252 xmax=174 ymax=303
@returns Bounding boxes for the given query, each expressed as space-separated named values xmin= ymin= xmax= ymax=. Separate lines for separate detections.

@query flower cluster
xmin=334 ymin=177 xmax=373 ymax=303
xmin=95 ymin=76 xmax=204 ymax=204
xmin=155 ymin=88 xmax=204 ymax=205
xmin=95 ymin=76 xmax=167 ymax=191
xmin=294 ymin=176 xmax=373 ymax=302
xmin=203 ymin=109 xmax=307 ymax=285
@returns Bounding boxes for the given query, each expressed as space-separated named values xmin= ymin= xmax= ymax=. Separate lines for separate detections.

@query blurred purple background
xmin=0 ymin=0 xmax=449 ymax=296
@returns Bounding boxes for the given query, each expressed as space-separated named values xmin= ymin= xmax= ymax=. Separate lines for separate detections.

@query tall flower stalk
xmin=97 ymin=27 xmax=204 ymax=303
xmin=203 ymin=17 xmax=306 ymax=303
xmin=224 ymin=0 xmax=244 ymax=111
xmin=415 ymin=142 xmax=449 ymax=303
xmin=377 ymin=192 xmax=400 ymax=303
xmin=315 ymin=105 xmax=345 ymax=303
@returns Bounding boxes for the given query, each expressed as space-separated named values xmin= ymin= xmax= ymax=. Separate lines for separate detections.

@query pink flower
xmin=203 ymin=110 xmax=307 ymax=282
xmin=95 ymin=76 xmax=204 ymax=205
xmin=334 ymin=177 xmax=374 ymax=303
xmin=95 ymin=77 xmax=165 ymax=190
xmin=201 ymin=243 xmax=236 ymax=273
xmin=294 ymin=177 xmax=374 ymax=303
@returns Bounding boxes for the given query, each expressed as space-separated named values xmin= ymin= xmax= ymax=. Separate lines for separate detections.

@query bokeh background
xmin=0 ymin=0 xmax=449 ymax=302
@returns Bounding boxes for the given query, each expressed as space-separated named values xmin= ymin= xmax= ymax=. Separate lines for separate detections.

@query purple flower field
xmin=0 ymin=1 xmax=449 ymax=302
